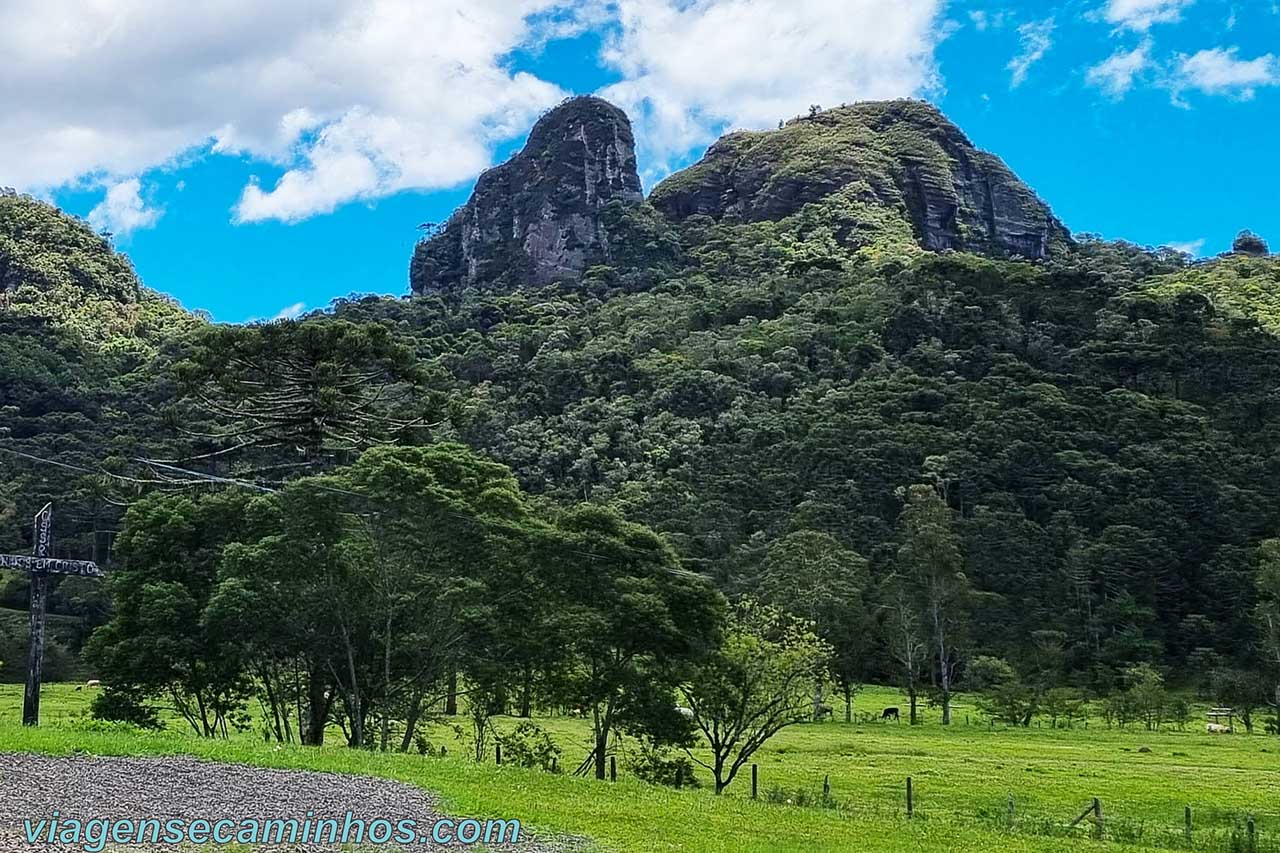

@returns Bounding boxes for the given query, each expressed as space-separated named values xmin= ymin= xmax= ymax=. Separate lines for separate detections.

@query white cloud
xmin=87 ymin=178 xmax=163 ymax=237
xmin=1086 ymin=40 xmax=1153 ymax=97
xmin=1166 ymin=239 xmax=1205 ymax=257
xmin=271 ymin=302 xmax=307 ymax=321
xmin=968 ymin=10 xmax=1010 ymax=31
xmin=596 ymin=0 xmax=945 ymax=175
xmin=1102 ymin=0 xmax=1195 ymax=32
xmin=2 ymin=0 xmax=952 ymax=221
xmin=1175 ymin=47 xmax=1278 ymax=99
xmin=1008 ymin=18 xmax=1056 ymax=88
xmin=0 ymin=1 xmax=570 ymax=222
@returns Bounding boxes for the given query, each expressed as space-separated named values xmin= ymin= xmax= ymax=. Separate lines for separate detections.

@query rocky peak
xmin=648 ymin=99 xmax=1070 ymax=260
xmin=410 ymin=96 xmax=643 ymax=294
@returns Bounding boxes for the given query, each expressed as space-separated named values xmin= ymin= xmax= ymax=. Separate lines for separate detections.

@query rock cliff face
xmin=648 ymin=100 xmax=1070 ymax=259
xmin=410 ymin=96 xmax=643 ymax=294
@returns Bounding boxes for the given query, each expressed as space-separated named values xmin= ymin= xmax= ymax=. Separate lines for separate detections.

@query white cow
xmin=1206 ymin=723 xmax=1232 ymax=734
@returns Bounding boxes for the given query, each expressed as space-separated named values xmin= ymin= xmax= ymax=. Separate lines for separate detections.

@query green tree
xmin=1256 ymin=540 xmax=1280 ymax=724
xmin=175 ymin=319 xmax=436 ymax=473
xmin=893 ymin=484 xmax=971 ymax=725
xmin=86 ymin=491 xmax=255 ymax=737
xmin=680 ymin=601 xmax=829 ymax=793
xmin=754 ymin=530 xmax=870 ymax=721
xmin=549 ymin=505 xmax=723 ymax=780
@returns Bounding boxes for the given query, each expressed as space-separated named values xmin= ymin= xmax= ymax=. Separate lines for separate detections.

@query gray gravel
xmin=0 ymin=753 xmax=583 ymax=852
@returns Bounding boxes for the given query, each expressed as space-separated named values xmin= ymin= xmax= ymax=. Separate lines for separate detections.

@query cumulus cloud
xmin=1101 ymin=0 xmax=1195 ymax=31
xmin=597 ymin=0 xmax=945 ymax=175
xmin=1175 ymin=47 xmax=1278 ymax=99
xmin=1086 ymin=40 xmax=1153 ymax=97
xmin=0 ymin=0 xmax=569 ymax=222
xmin=87 ymin=178 xmax=163 ymax=237
xmin=1008 ymin=18 xmax=1056 ymax=88
xmin=2 ymin=0 xmax=951 ymax=221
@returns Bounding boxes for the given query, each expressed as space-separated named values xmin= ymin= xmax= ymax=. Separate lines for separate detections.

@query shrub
xmin=626 ymin=740 xmax=701 ymax=789
xmin=89 ymin=687 xmax=162 ymax=730
xmin=496 ymin=721 xmax=561 ymax=772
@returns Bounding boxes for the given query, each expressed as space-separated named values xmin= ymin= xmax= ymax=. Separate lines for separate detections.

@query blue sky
xmin=2 ymin=0 xmax=1276 ymax=322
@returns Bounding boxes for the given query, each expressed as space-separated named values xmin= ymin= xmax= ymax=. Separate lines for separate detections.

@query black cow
xmin=881 ymin=707 xmax=900 ymax=722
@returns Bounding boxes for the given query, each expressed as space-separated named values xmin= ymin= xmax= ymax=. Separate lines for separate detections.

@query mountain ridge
xmin=410 ymin=96 xmax=1072 ymax=296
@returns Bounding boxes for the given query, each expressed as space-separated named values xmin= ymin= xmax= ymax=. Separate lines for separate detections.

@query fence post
xmin=610 ymin=755 xmax=617 ymax=782
xmin=496 ymin=743 xmax=502 ymax=765
xmin=675 ymin=764 xmax=683 ymax=789
xmin=1184 ymin=806 xmax=1192 ymax=846
xmin=1007 ymin=794 xmax=1016 ymax=827
xmin=823 ymin=774 xmax=830 ymax=799
xmin=1247 ymin=816 xmax=1256 ymax=853
xmin=551 ymin=756 xmax=557 ymax=774
xmin=1093 ymin=798 xmax=1104 ymax=841
xmin=751 ymin=764 xmax=758 ymax=800
xmin=906 ymin=777 xmax=914 ymax=819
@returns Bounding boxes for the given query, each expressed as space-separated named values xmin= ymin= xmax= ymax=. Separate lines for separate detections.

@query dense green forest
xmin=3 ymin=99 xmax=1280 ymax=741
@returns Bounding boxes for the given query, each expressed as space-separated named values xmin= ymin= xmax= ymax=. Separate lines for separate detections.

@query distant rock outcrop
xmin=410 ymin=96 xmax=643 ymax=294
xmin=648 ymin=100 xmax=1070 ymax=260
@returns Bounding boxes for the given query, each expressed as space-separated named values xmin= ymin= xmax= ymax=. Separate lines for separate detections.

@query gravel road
xmin=0 ymin=753 xmax=584 ymax=851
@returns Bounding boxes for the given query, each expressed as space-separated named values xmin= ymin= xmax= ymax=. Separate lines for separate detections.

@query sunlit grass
xmin=1 ymin=684 xmax=1277 ymax=852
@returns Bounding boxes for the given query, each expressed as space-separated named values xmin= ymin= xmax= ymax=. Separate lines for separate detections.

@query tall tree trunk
xmin=843 ymin=681 xmax=853 ymax=723
xmin=445 ymin=670 xmax=458 ymax=716
xmin=400 ymin=687 xmax=425 ymax=753
xmin=341 ymin=625 xmax=363 ymax=749
xmin=520 ymin=667 xmax=533 ymax=718
xmin=304 ymin=668 xmax=328 ymax=746
xmin=908 ymin=686 xmax=919 ymax=726
xmin=934 ymin=603 xmax=952 ymax=725
xmin=381 ymin=611 xmax=393 ymax=752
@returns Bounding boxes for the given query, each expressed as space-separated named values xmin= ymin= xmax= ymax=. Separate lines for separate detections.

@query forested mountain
xmin=0 ymin=191 xmax=201 ymax=677
xmin=3 ymin=98 xmax=1280 ymax=699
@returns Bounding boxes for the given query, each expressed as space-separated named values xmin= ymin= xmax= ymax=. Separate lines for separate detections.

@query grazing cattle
xmin=85 ymin=680 xmax=101 ymax=689
xmin=676 ymin=706 xmax=695 ymax=720
xmin=1206 ymin=723 xmax=1232 ymax=734
xmin=881 ymin=707 xmax=900 ymax=722
xmin=567 ymin=708 xmax=583 ymax=718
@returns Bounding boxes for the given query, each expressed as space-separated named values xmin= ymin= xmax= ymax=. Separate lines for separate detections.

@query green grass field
xmin=1 ymin=684 xmax=1277 ymax=852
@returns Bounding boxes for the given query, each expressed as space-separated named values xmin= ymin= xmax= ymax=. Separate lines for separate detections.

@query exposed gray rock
xmin=648 ymin=100 xmax=1071 ymax=260
xmin=411 ymin=96 xmax=643 ymax=294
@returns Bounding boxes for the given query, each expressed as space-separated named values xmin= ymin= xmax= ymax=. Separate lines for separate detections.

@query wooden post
xmin=823 ymin=774 xmax=830 ymax=798
xmin=751 ymin=764 xmax=758 ymax=799
xmin=23 ymin=571 xmax=48 ymax=727
xmin=1247 ymin=816 xmax=1256 ymax=853
xmin=495 ymin=743 xmax=502 ymax=765
xmin=1093 ymin=798 xmax=1104 ymax=840
xmin=906 ymin=777 xmax=914 ymax=819
xmin=23 ymin=505 xmax=52 ymax=728
xmin=551 ymin=756 xmax=557 ymax=773
xmin=2 ymin=505 xmax=102 ymax=729
xmin=675 ymin=764 xmax=683 ymax=789
xmin=1184 ymin=806 xmax=1192 ymax=845
xmin=1007 ymin=794 xmax=1015 ymax=827
xmin=610 ymin=755 xmax=617 ymax=782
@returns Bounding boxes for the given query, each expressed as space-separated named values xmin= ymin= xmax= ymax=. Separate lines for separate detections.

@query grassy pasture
xmin=1 ymin=684 xmax=1277 ymax=852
